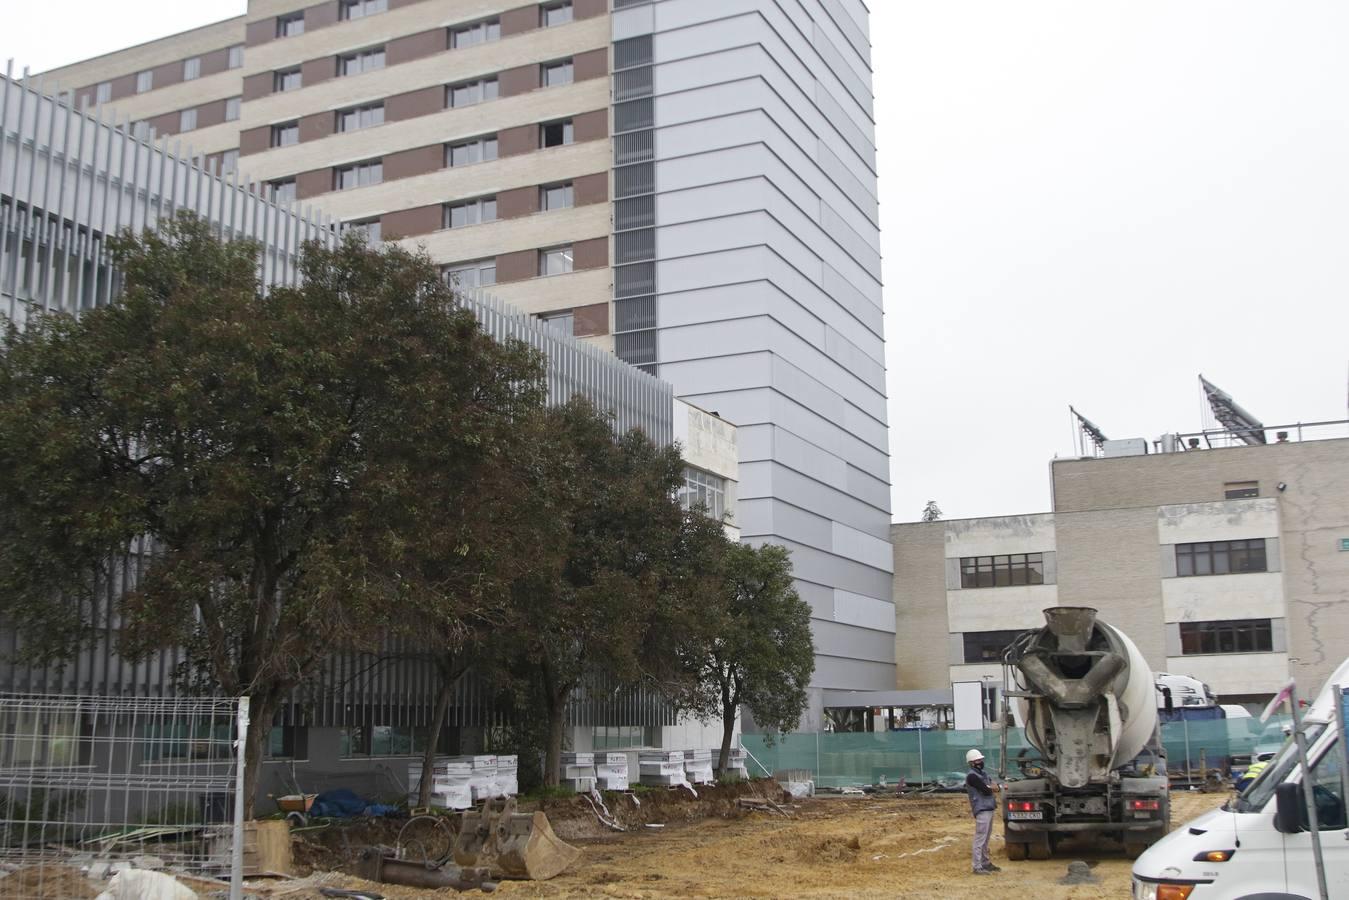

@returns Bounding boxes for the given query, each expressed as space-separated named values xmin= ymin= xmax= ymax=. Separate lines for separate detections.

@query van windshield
xmin=1235 ymin=723 xmax=1328 ymax=813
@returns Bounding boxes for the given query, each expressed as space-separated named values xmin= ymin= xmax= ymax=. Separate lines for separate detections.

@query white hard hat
xmin=966 ymin=749 xmax=985 ymax=764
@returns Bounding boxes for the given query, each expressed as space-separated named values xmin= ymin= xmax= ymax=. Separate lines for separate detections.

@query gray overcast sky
xmin=7 ymin=2 xmax=1349 ymax=523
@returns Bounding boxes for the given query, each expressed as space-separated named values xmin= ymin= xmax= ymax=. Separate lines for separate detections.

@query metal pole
xmin=917 ymin=726 xmax=925 ymax=786
xmin=230 ymin=696 xmax=250 ymax=900
xmin=1183 ymin=717 xmax=1192 ymax=784
xmin=1288 ymin=683 xmax=1328 ymax=900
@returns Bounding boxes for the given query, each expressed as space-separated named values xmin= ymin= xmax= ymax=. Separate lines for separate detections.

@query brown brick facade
xmin=387 ymin=29 xmax=446 ymax=66
xmin=300 ymin=57 xmax=336 ymax=89
xmin=573 ymin=302 xmax=609 ymax=336
xmin=573 ymin=172 xmax=608 ymax=206
xmin=495 ymin=249 xmax=537 ymax=283
xmin=239 ymin=126 xmax=270 ymax=156
xmin=381 ymin=204 xmax=442 ymax=239
xmin=574 ymin=109 xmax=608 ymax=143
xmin=299 ymin=110 xmax=334 ymax=143
xmin=296 ymin=168 xmax=333 ymax=200
xmin=574 ymin=48 xmax=608 ymax=82
xmin=383 ymin=144 xmax=443 ymax=181
xmin=242 ymin=72 xmax=273 ymax=102
xmin=497 ymin=124 xmax=538 ymax=158
xmin=496 ymin=185 xmax=539 ymax=220
xmin=573 ymin=237 xmax=608 ymax=271
xmin=500 ymin=6 xmax=539 ymax=37
xmin=385 ymin=86 xmax=444 ymax=122
xmin=498 ymin=65 xmax=539 ymax=98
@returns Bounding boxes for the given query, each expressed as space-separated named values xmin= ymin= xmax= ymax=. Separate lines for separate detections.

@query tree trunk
xmin=717 ymin=677 xmax=737 ymax=776
xmin=241 ymin=691 xmax=283 ymax=820
xmin=544 ymin=690 xmax=566 ymax=788
xmin=416 ymin=665 xmax=458 ymax=807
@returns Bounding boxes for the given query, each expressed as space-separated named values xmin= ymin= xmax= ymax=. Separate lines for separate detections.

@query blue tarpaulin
xmin=310 ymin=789 xmax=398 ymax=818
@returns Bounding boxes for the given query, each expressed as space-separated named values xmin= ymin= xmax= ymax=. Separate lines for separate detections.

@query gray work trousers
xmin=972 ymin=810 xmax=994 ymax=871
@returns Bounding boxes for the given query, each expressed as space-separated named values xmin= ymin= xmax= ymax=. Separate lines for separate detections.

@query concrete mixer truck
xmin=998 ymin=607 xmax=1170 ymax=860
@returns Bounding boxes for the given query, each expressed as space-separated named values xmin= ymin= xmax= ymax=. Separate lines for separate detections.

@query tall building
xmin=41 ymin=0 xmax=894 ymax=714
xmin=891 ymin=418 xmax=1349 ymax=705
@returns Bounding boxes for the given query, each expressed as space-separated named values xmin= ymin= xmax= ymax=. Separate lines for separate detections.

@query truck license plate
xmin=1008 ymin=811 xmax=1043 ymax=820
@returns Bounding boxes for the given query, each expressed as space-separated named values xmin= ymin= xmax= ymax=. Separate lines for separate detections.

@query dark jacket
xmin=965 ymin=765 xmax=996 ymax=815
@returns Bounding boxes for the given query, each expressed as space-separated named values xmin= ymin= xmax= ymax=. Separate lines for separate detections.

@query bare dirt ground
xmin=6 ymin=787 xmax=1223 ymax=899
xmin=257 ymin=786 xmax=1227 ymax=899
xmin=490 ymin=790 xmax=1227 ymax=900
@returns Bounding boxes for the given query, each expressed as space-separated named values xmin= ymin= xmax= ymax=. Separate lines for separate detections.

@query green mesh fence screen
xmin=742 ymin=716 xmax=1291 ymax=789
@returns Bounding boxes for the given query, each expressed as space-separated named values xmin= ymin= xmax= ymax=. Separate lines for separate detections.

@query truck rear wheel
xmin=1005 ymin=841 xmax=1028 ymax=861
xmin=1026 ymin=836 xmax=1052 ymax=860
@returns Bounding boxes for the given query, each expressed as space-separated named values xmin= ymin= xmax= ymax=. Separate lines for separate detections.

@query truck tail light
xmin=1007 ymin=801 xmax=1038 ymax=812
xmin=1129 ymin=799 xmax=1161 ymax=811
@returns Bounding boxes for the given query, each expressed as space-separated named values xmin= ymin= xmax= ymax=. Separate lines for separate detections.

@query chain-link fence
xmin=745 ymin=715 xmax=1291 ymax=789
xmin=0 ymin=693 xmax=247 ymax=898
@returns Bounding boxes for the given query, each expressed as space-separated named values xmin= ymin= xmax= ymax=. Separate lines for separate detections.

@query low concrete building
xmin=893 ymin=423 xmax=1349 ymax=705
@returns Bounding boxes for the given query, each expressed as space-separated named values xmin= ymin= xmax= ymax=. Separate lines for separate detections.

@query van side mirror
xmin=1274 ymin=782 xmax=1304 ymax=834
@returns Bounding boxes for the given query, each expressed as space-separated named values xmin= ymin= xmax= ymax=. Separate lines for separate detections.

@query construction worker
xmin=1235 ymin=758 xmax=1269 ymax=793
xmin=965 ymin=748 xmax=1001 ymax=875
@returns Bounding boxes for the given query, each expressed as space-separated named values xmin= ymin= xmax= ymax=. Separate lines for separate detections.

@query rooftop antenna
xmin=1200 ymin=374 xmax=1266 ymax=446
xmin=1070 ymin=405 xmax=1109 ymax=455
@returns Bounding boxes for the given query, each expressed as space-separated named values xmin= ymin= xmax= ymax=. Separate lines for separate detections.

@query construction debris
xmin=356 ymin=849 xmax=497 ymax=892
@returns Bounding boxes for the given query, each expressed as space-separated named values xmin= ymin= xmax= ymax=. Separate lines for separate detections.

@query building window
xmin=445 ymin=135 xmax=498 ymax=167
xmin=1179 ymin=619 xmax=1274 ymax=655
xmin=542 ymin=59 xmax=574 ymax=87
xmin=228 ymin=45 xmax=245 ymax=69
xmin=1175 ymin=539 xmax=1267 ymax=577
xmin=680 ymin=467 xmax=725 ymax=520
xmin=265 ymin=726 xmax=306 ymax=759
xmin=340 ymin=0 xmax=387 ymax=20
xmin=179 ymin=108 xmax=198 ymax=132
xmin=539 ymin=245 xmax=573 ymax=276
xmin=442 ymin=258 xmax=496 ymax=288
xmin=343 ymin=219 xmax=382 ymax=244
xmin=959 ymin=553 xmax=1045 ymax=588
xmin=136 ymin=70 xmax=153 ymax=94
xmin=1224 ymin=481 xmax=1260 ymax=499
xmin=0 ymin=711 xmax=80 ymax=768
xmin=541 ymin=119 xmax=574 ymax=148
xmin=142 ymin=719 xmax=232 ymax=762
xmin=963 ymin=630 xmax=1025 ymax=664
xmin=447 ymin=77 xmax=498 ymax=108
xmin=225 ymin=96 xmax=242 ymax=122
xmin=94 ymin=82 xmax=112 ymax=104
xmin=277 ymin=13 xmax=305 ymax=38
xmin=335 ymin=160 xmax=383 ymax=190
xmin=183 ymin=57 xmax=201 ymax=81
xmin=271 ymin=121 xmax=300 ymax=147
xmin=274 ymin=68 xmax=303 ymax=92
xmin=338 ymin=103 xmax=384 ymax=132
xmin=220 ymin=149 xmax=239 ymax=174
xmin=541 ymin=1 xmax=573 ymax=27
xmin=450 ymin=18 xmax=500 ymax=48
xmin=541 ymin=182 xmax=574 ymax=211
xmin=538 ymin=310 xmax=574 ymax=336
xmin=341 ymin=724 xmax=441 ymax=757
xmin=340 ymin=47 xmax=386 ymax=77
xmin=444 ymin=196 xmax=497 ymax=229
xmin=270 ymin=179 xmax=297 ymax=204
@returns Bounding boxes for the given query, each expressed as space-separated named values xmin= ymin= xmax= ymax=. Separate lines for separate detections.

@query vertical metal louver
xmin=614 ymin=228 xmax=655 ymax=264
xmin=614 ymin=196 xmax=655 ymax=231
xmin=613 ymin=130 xmax=655 ymax=165
xmin=614 ymin=294 xmax=657 ymax=332
xmin=614 ymin=163 xmax=655 ymax=198
xmin=614 ymin=261 xmax=656 ymax=298
xmin=613 ymin=35 xmax=654 ymax=70
xmin=613 ymin=67 xmax=654 ymax=102
xmin=614 ymin=98 xmax=655 ymax=133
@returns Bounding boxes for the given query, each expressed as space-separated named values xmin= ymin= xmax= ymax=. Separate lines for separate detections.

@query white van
xmin=1132 ymin=658 xmax=1349 ymax=899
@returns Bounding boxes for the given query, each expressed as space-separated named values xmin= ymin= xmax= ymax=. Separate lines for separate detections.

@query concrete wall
xmin=1053 ymin=438 xmax=1349 ymax=694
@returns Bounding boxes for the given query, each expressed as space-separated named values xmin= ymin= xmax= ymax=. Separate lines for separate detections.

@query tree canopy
xmin=0 ymin=216 xmax=543 ymax=810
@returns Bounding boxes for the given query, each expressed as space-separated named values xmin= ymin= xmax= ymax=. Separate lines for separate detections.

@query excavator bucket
xmin=453 ymin=797 xmax=580 ymax=880
xmin=495 ymin=810 xmax=581 ymax=881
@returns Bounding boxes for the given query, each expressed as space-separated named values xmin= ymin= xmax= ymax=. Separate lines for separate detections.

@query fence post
xmin=1181 ymin=717 xmax=1192 ymax=783
xmin=231 ymin=696 xmax=251 ymax=900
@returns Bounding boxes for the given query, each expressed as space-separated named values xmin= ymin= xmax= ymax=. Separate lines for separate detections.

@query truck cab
xmin=1132 ymin=659 xmax=1349 ymax=900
